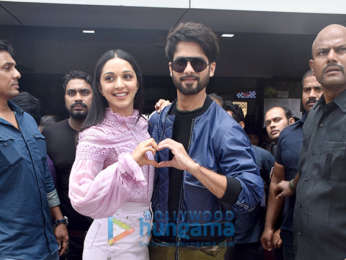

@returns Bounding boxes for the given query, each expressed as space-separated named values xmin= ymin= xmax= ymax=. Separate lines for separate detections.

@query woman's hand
xmin=132 ymin=138 xmax=158 ymax=167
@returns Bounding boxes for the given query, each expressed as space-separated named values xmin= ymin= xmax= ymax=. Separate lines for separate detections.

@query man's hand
xmin=155 ymin=99 xmax=171 ymax=112
xmin=275 ymin=180 xmax=295 ymax=199
xmin=157 ymin=138 xmax=198 ymax=172
xmin=261 ymin=227 xmax=274 ymax=251
xmin=157 ymin=138 xmax=228 ymax=198
xmin=54 ymin=224 xmax=69 ymax=256
xmin=273 ymin=229 xmax=283 ymax=248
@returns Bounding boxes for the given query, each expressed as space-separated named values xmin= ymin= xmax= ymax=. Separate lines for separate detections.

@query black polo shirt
xmin=275 ymin=114 xmax=305 ymax=232
xmin=294 ymin=90 xmax=346 ymax=260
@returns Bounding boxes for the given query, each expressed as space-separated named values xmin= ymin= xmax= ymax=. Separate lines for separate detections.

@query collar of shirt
xmin=333 ymin=89 xmax=346 ymax=113
xmin=316 ymin=89 xmax=346 ymax=113
xmin=8 ymin=100 xmax=24 ymax=115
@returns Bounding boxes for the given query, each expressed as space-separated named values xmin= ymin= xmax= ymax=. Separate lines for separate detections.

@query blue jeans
xmin=45 ymin=251 xmax=59 ymax=260
xmin=3 ymin=252 xmax=58 ymax=260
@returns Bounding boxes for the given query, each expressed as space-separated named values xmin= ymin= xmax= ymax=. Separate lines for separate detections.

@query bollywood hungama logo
xmin=139 ymin=210 xmax=235 ymax=242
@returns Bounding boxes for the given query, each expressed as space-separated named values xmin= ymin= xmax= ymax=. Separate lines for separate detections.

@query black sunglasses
xmin=171 ymin=57 xmax=209 ymax=73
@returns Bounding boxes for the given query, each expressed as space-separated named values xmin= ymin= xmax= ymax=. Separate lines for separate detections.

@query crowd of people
xmin=0 ymin=21 xmax=345 ymax=260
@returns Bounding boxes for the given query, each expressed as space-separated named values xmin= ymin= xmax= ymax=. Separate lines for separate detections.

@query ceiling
xmin=0 ymin=1 xmax=346 ymax=79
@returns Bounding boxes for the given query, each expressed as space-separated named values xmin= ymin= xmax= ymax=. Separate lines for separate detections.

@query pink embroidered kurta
xmin=69 ymin=108 xmax=154 ymax=260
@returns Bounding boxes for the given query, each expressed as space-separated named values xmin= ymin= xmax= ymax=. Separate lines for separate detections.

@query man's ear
xmin=209 ymin=62 xmax=216 ymax=77
xmin=288 ymin=117 xmax=295 ymax=125
xmin=239 ymin=121 xmax=245 ymax=129
xmin=168 ymin=62 xmax=173 ymax=77
xmin=309 ymin=59 xmax=315 ymax=75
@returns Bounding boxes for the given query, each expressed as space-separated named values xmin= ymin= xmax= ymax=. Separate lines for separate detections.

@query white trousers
xmin=83 ymin=202 xmax=152 ymax=260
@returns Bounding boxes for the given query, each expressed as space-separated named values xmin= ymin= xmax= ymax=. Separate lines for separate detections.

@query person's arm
xmin=275 ymin=173 xmax=300 ymax=199
xmin=47 ymin=155 xmax=57 ymax=184
xmin=262 ymin=149 xmax=275 ymax=187
xmin=261 ymin=162 xmax=285 ymax=251
xmin=69 ymin=128 xmax=156 ymax=219
xmin=50 ymin=206 xmax=69 ymax=256
xmin=272 ymin=229 xmax=283 ymax=249
xmin=157 ymin=138 xmax=246 ymax=209
xmin=157 ymin=121 xmax=263 ymax=212
xmin=154 ymin=99 xmax=171 ymax=112
xmin=42 ymin=151 xmax=69 ymax=256
xmin=157 ymin=138 xmax=228 ymax=198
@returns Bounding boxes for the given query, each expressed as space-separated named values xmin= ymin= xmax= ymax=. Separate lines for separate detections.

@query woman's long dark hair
xmin=82 ymin=49 xmax=144 ymax=131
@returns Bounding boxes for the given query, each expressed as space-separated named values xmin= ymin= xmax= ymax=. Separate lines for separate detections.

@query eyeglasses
xmin=171 ymin=57 xmax=209 ymax=73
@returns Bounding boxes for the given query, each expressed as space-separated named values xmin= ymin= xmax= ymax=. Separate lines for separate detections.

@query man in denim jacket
xmin=149 ymin=22 xmax=264 ymax=260
xmin=0 ymin=40 xmax=68 ymax=260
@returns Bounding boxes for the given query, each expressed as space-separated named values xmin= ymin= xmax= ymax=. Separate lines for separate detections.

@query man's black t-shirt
xmin=43 ymin=120 xmax=92 ymax=231
xmin=166 ymin=97 xmax=212 ymax=241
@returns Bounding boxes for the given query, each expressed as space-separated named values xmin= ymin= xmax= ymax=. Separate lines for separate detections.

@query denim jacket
xmin=0 ymin=101 xmax=58 ymax=259
xmin=149 ymin=101 xmax=264 ymax=242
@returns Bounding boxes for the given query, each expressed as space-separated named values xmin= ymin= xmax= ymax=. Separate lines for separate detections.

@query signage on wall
xmin=233 ymin=101 xmax=248 ymax=117
xmin=236 ymin=90 xmax=256 ymax=99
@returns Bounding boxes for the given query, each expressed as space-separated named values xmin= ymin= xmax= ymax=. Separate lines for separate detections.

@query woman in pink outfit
xmin=69 ymin=49 xmax=157 ymax=260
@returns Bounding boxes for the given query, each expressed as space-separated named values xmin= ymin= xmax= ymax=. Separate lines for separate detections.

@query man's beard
xmin=303 ymin=97 xmax=317 ymax=111
xmin=70 ymin=110 xmax=87 ymax=120
xmin=172 ymin=74 xmax=210 ymax=95
xmin=69 ymin=102 xmax=88 ymax=121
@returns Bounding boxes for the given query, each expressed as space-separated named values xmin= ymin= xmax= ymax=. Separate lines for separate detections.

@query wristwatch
xmin=55 ymin=216 xmax=69 ymax=226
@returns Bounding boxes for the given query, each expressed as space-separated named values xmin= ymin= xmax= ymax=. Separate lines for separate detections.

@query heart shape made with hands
xmin=135 ymin=138 xmax=195 ymax=171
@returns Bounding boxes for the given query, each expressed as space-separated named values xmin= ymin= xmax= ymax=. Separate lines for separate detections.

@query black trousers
xmin=225 ymin=242 xmax=264 ymax=260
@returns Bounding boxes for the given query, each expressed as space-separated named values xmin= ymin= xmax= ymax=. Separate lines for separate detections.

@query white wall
xmin=191 ymin=0 xmax=346 ymax=14
xmin=2 ymin=0 xmax=346 ymax=14
xmin=0 ymin=0 xmax=188 ymax=8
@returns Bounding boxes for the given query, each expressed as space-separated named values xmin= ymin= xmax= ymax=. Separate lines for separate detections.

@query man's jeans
xmin=3 ymin=251 xmax=59 ymax=260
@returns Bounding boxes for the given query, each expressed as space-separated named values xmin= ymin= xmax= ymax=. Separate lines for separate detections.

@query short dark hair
xmin=223 ymin=101 xmax=245 ymax=123
xmin=165 ymin=22 xmax=220 ymax=62
xmin=301 ymin=70 xmax=314 ymax=86
xmin=0 ymin=40 xmax=15 ymax=57
xmin=82 ymin=49 xmax=144 ymax=130
xmin=11 ymin=91 xmax=41 ymax=124
xmin=265 ymin=106 xmax=293 ymax=121
xmin=62 ymin=70 xmax=92 ymax=91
